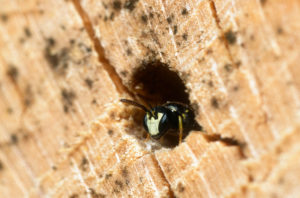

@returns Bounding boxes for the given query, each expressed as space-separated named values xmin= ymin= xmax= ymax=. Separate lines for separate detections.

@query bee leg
xmin=178 ymin=115 xmax=183 ymax=144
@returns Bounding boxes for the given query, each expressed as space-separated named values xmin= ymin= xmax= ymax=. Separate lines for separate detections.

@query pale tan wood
xmin=0 ymin=0 xmax=300 ymax=197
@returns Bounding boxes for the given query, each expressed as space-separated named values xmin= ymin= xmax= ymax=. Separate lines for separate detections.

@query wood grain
xmin=0 ymin=0 xmax=299 ymax=197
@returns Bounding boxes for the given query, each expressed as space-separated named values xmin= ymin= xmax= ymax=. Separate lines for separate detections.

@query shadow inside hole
xmin=131 ymin=60 xmax=190 ymax=105
xmin=127 ymin=60 xmax=202 ymax=148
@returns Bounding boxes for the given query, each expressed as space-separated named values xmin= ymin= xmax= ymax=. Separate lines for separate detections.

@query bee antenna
xmin=145 ymin=103 xmax=156 ymax=117
xmin=120 ymin=99 xmax=148 ymax=112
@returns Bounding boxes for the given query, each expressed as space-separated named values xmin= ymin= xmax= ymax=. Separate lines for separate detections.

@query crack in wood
xmin=209 ymin=0 xmax=238 ymax=69
xmin=71 ymin=0 xmax=133 ymax=97
xmin=152 ymin=154 xmax=175 ymax=198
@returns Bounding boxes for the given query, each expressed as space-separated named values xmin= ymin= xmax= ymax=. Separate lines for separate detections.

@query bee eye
xmin=158 ymin=113 xmax=170 ymax=136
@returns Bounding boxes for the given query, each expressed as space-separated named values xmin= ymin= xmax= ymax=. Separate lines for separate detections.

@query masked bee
xmin=120 ymin=99 xmax=199 ymax=144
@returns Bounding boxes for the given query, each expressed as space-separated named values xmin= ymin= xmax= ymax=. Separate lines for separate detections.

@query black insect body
xmin=120 ymin=99 xmax=199 ymax=144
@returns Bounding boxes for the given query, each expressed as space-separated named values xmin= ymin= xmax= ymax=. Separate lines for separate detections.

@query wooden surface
xmin=0 ymin=0 xmax=300 ymax=197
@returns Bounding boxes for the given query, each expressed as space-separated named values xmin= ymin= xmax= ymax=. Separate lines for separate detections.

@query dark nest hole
xmin=131 ymin=61 xmax=190 ymax=105
xmin=125 ymin=60 xmax=202 ymax=148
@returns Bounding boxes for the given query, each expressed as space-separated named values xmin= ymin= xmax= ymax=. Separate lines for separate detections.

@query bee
xmin=120 ymin=99 xmax=200 ymax=144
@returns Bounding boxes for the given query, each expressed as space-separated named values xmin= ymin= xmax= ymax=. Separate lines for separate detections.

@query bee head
xmin=143 ymin=106 xmax=173 ymax=139
xmin=120 ymin=99 xmax=173 ymax=139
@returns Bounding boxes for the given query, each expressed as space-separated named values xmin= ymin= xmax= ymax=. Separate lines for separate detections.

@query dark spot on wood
xmin=61 ymin=89 xmax=76 ymax=105
xmin=104 ymin=16 xmax=108 ymax=21
xmin=182 ymin=33 xmax=188 ymax=40
xmin=80 ymin=156 xmax=89 ymax=171
xmin=260 ymin=0 xmax=267 ymax=5
xmin=167 ymin=16 xmax=172 ymax=24
xmin=69 ymin=194 xmax=79 ymax=198
xmin=47 ymin=37 xmax=56 ymax=47
xmin=278 ymin=177 xmax=285 ymax=184
xmin=6 ymin=107 xmax=13 ymax=114
xmin=24 ymin=85 xmax=34 ymax=107
xmin=149 ymin=12 xmax=154 ymax=18
xmin=224 ymin=64 xmax=233 ymax=72
xmin=248 ymin=174 xmax=254 ymax=182
xmin=86 ymin=47 xmax=92 ymax=52
xmin=208 ymin=81 xmax=214 ymax=87
xmin=0 ymin=161 xmax=3 ymax=171
xmin=45 ymin=37 xmax=70 ymax=75
xmin=24 ymin=27 xmax=31 ymax=38
xmin=10 ymin=134 xmax=18 ymax=144
xmin=236 ymin=61 xmax=242 ymax=67
xmin=121 ymin=167 xmax=128 ymax=178
xmin=110 ymin=12 xmax=115 ymax=20
xmin=84 ymin=78 xmax=94 ymax=89
xmin=102 ymin=2 xmax=108 ymax=9
xmin=51 ymin=165 xmax=57 ymax=171
xmin=206 ymin=49 xmax=213 ymax=54
xmin=19 ymin=37 xmax=25 ymax=44
xmin=277 ymin=27 xmax=283 ymax=35
xmin=89 ymin=188 xmax=106 ymax=198
xmin=126 ymin=48 xmax=132 ymax=56
xmin=1 ymin=14 xmax=8 ymax=22
xmin=233 ymin=86 xmax=239 ymax=91
xmin=45 ymin=42 xmax=59 ymax=68
xmin=211 ymin=97 xmax=219 ymax=108
xmin=110 ymin=112 xmax=115 ymax=119
xmin=60 ymin=25 xmax=66 ymax=30
xmin=124 ymin=0 xmax=138 ymax=11
xmin=108 ymin=129 xmax=114 ymax=136
xmin=177 ymin=182 xmax=185 ymax=192
xmin=141 ymin=15 xmax=148 ymax=24
xmin=105 ymin=173 xmax=112 ymax=179
xmin=181 ymin=8 xmax=188 ymax=15
xmin=121 ymin=70 xmax=128 ymax=77
xmin=92 ymin=99 xmax=97 ymax=105
xmin=113 ymin=1 xmax=122 ymax=11
xmin=6 ymin=65 xmax=19 ymax=82
xmin=63 ymin=105 xmax=69 ymax=113
xmin=69 ymin=39 xmax=75 ymax=45
xmin=173 ymin=25 xmax=177 ymax=35
xmin=61 ymin=89 xmax=76 ymax=113
xmin=225 ymin=30 xmax=236 ymax=45
xmin=78 ymin=42 xmax=92 ymax=53
xmin=115 ymin=180 xmax=123 ymax=189
xmin=22 ymin=132 xmax=30 ymax=140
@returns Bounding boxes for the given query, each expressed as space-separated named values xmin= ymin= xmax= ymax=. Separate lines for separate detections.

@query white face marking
xmin=146 ymin=113 xmax=163 ymax=136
